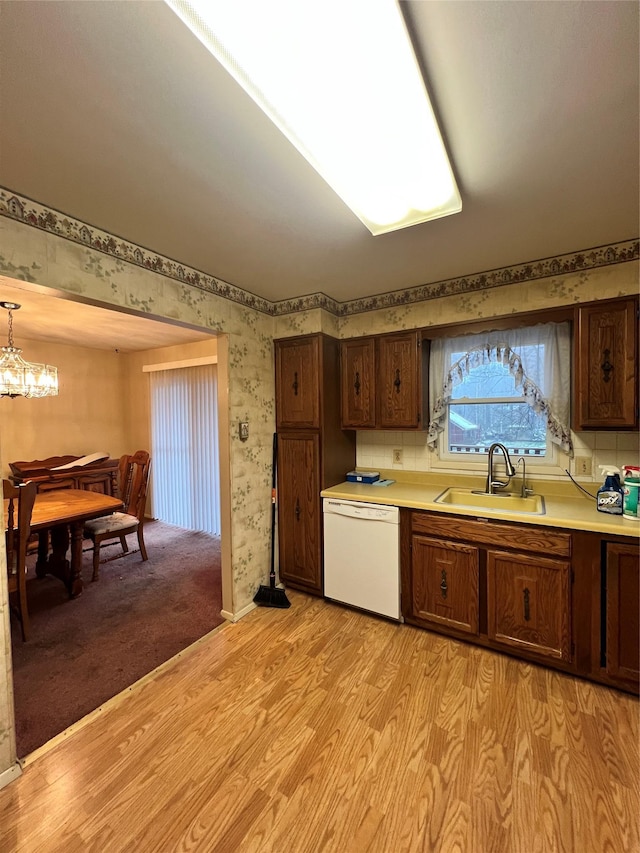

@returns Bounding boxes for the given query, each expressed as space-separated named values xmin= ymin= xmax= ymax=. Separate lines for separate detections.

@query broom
xmin=254 ymin=433 xmax=291 ymax=608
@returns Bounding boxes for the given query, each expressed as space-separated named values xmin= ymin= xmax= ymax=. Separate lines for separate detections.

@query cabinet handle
xmin=295 ymin=498 xmax=301 ymax=521
xmin=601 ymin=349 xmax=613 ymax=383
xmin=394 ymin=369 xmax=401 ymax=393
xmin=354 ymin=371 xmax=361 ymax=396
xmin=292 ymin=371 xmax=299 ymax=396
xmin=523 ymin=587 xmax=530 ymax=621
xmin=440 ymin=569 xmax=448 ymax=599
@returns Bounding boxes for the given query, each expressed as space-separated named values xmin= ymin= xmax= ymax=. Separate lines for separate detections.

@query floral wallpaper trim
xmin=0 ymin=189 xmax=273 ymax=316
xmin=1 ymin=188 xmax=637 ymax=319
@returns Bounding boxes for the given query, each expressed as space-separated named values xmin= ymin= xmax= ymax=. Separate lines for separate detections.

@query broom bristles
xmin=253 ymin=584 xmax=291 ymax=609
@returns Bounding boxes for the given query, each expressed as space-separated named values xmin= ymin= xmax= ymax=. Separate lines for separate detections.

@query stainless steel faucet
xmin=485 ymin=443 xmax=516 ymax=494
xmin=516 ymin=456 xmax=534 ymax=498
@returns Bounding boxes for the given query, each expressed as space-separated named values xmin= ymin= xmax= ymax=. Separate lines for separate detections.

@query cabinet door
xmin=340 ymin=338 xmax=376 ymax=428
xmin=574 ymin=298 xmax=638 ymax=429
xmin=376 ymin=332 xmax=421 ymax=429
xmin=605 ymin=542 xmax=640 ymax=687
xmin=277 ymin=433 xmax=322 ymax=594
xmin=411 ymin=535 xmax=479 ymax=635
xmin=275 ymin=337 xmax=320 ymax=429
xmin=76 ymin=472 xmax=116 ymax=495
xmin=487 ymin=550 xmax=571 ymax=661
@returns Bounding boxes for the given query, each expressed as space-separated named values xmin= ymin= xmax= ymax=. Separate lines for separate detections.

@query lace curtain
xmin=427 ymin=322 xmax=573 ymax=455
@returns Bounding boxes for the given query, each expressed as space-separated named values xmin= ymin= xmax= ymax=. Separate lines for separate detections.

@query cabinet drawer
xmin=36 ymin=479 xmax=75 ymax=492
xmin=487 ymin=550 xmax=571 ymax=662
xmin=411 ymin=512 xmax=571 ymax=558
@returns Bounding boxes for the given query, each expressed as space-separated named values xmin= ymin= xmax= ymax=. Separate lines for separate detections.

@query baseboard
xmin=221 ymin=600 xmax=257 ymax=623
xmin=222 ymin=584 xmax=291 ymax=623
xmin=0 ymin=760 xmax=22 ymax=791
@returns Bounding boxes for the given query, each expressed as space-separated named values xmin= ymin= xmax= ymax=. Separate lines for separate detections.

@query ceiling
xmin=0 ymin=1 xmax=638 ymax=342
xmin=0 ymin=278 xmax=213 ymax=351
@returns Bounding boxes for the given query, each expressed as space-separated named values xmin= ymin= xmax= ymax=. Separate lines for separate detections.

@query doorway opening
xmin=0 ymin=281 xmax=233 ymax=759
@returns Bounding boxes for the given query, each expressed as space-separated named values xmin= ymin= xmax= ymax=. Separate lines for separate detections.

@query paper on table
xmin=50 ymin=452 xmax=110 ymax=471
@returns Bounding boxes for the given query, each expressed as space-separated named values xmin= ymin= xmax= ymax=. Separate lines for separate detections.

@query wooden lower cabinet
xmin=277 ymin=433 xmax=322 ymax=594
xmin=604 ymin=541 xmax=640 ymax=689
xmin=404 ymin=510 xmax=639 ymax=694
xmin=411 ymin=535 xmax=479 ymax=635
xmin=487 ymin=549 xmax=571 ymax=662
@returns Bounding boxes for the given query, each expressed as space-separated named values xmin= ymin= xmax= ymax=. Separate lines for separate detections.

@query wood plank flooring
xmin=1 ymin=590 xmax=638 ymax=852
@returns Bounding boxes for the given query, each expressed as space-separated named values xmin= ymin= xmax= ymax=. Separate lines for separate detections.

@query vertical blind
xmin=149 ymin=363 xmax=220 ymax=535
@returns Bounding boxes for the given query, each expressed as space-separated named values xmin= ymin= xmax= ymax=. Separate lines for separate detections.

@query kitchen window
xmin=427 ymin=322 xmax=573 ymax=461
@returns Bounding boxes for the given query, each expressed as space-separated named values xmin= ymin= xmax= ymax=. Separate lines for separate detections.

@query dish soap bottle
xmin=597 ymin=466 xmax=623 ymax=515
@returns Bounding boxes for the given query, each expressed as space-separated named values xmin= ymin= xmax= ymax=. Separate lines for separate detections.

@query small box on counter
xmin=346 ymin=470 xmax=380 ymax=484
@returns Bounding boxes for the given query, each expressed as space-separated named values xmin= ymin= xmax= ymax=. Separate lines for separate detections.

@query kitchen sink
xmin=434 ymin=487 xmax=546 ymax=515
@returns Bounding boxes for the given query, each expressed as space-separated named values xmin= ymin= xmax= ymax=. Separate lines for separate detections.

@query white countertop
xmin=321 ymin=472 xmax=640 ymax=538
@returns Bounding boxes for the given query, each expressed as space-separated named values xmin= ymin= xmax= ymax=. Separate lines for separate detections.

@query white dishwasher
xmin=323 ymin=498 xmax=401 ymax=621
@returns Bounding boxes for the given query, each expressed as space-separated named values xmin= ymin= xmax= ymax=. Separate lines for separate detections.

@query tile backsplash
xmin=356 ymin=430 xmax=640 ymax=482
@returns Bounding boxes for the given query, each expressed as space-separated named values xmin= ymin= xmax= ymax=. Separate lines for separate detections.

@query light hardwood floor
xmin=1 ymin=590 xmax=638 ymax=852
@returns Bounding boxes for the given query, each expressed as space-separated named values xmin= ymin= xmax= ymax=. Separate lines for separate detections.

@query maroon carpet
xmin=10 ymin=520 xmax=223 ymax=757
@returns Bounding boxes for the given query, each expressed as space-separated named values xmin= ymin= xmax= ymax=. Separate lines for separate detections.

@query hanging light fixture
xmin=0 ymin=301 xmax=58 ymax=398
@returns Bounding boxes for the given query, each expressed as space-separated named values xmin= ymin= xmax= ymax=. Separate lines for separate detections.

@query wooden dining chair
xmin=4 ymin=478 xmax=37 ymax=641
xmin=83 ymin=450 xmax=151 ymax=581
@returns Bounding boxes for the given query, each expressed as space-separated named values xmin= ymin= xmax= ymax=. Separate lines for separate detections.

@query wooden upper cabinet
xmin=276 ymin=336 xmax=320 ymax=429
xmin=340 ymin=338 xmax=376 ymax=428
xmin=340 ymin=331 xmax=427 ymax=430
xmin=574 ymin=297 xmax=638 ymax=430
xmin=377 ymin=332 xmax=424 ymax=429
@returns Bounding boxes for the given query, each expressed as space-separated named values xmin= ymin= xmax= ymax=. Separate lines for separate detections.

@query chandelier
xmin=0 ymin=301 xmax=59 ymax=398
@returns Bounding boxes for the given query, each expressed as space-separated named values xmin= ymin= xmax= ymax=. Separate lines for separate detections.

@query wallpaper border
xmin=1 ymin=188 xmax=637 ymax=318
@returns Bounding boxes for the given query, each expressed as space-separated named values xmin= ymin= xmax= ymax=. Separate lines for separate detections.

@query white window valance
xmin=427 ymin=322 xmax=573 ymax=456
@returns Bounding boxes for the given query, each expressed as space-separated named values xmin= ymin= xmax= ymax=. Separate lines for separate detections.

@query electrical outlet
xmin=239 ymin=422 xmax=249 ymax=441
xmin=393 ymin=448 xmax=403 ymax=465
xmin=575 ymin=456 xmax=592 ymax=476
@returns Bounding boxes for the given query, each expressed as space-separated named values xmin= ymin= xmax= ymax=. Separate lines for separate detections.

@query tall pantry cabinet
xmin=275 ymin=334 xmax=356 ymax=596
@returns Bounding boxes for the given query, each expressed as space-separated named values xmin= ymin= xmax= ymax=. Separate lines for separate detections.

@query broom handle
xmin=269 ymin=432 xmax=277 ymax=587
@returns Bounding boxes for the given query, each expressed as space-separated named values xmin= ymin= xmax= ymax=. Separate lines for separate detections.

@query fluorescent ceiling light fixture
xmin=165 ymin=0 xmax=462 ymax=235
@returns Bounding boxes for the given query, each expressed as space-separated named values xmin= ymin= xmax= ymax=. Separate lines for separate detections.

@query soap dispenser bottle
xmin=597 ymin=466 xmax=623 ymax=515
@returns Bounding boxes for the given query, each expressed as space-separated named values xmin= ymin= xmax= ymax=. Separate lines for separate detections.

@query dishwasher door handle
xmin=323 ymin=499 xmax=399 ymax=523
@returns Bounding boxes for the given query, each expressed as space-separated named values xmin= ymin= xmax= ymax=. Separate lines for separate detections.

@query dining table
xmin=29 ymin=489 xmax=124 ymax=597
